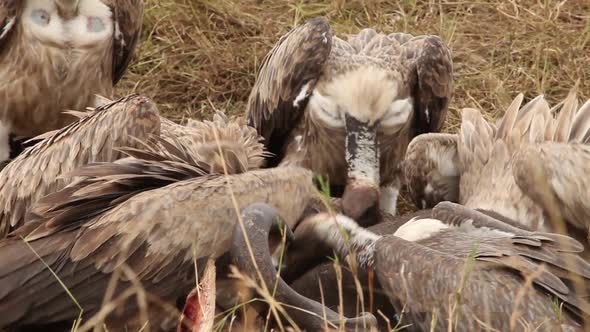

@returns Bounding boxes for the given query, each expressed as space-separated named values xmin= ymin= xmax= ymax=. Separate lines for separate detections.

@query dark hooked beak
xmin=56 ymin=0 xmax=79 ymax=16
xmin=342 ymin=114 xmax=380 ymax=221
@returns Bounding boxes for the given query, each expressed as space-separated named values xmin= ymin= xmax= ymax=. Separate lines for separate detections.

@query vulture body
xmin=0 ymin=94 xmax=160 ymax=238
xmin=0 ymin=0 xmax=143 ymax=161
xmin=0 ymin=112 xmax=316 ymax=330
xmin=247 ymin=16 xmax=453 ymax=219
xmin=293 ymin=202 xmax=590 ymax=331
xmin=404 ymin=90 xmax=590 ymax=251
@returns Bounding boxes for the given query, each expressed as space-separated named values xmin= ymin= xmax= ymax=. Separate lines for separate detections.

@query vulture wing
xmin=105 ymin=0 xmax=144 ymax=84
xmin=431 ymin=201 xmax=590 ymax=318
xmin=0 ymin=95 xmax=161 ymax=238
xmin=0 ymin=0 xmax=18 ymax=53
xmin=399 ymin=35 xmax=453 ymax=134
xmin=1 ymin=167 xmax=313 ymax=328
xmin=513 ymin=143 xmax=590 ymax=233
xmin=246 ymin=16 xmax=332 ymax=165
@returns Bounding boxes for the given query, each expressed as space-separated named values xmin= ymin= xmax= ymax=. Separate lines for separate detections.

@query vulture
xmin=247 ymin=16 xmax=453 ymax=220
xmin=0 ymin=93 xmax=242 ymax=238
xmin=0 ymin=112 xmax=316 ymax=330
xmin=285 ymin=202 xmax=590 ymax=331
xmin=404 ymin=90 xmax=590 ymax=252
xmin=0 ymin=94 xmax=161 ymax=238
xmin=0 ymin=0 xmax=143 ymax=161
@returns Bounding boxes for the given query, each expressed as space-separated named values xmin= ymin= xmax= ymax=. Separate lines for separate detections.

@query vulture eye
xmin=87 ymin=17 xmax=106 ymax=32
xmin=31 ymin=9 xmax=51 ymax=26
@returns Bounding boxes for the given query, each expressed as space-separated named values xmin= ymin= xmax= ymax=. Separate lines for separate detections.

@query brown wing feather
xmin=0 ymin=94 xmax=161 ymax=237
xmin=0 ymin=0 xmax=18 ymax=53
xmin=246 ymin=16 xmax=332 ymax=164
xmin=401 ymin=35 xmax=453 ymax=134
xmin=0 ymin=165 xmax=315 ymax=328
xmin=23 ymin=135 xmax=214 ymax=241
xmin=513 ymin=143 xmax=590 ymax=232
xmin=107 ymin=0 xmax=144 ymax=84
xmin=0 ymin=229 xmax=197 ymax=329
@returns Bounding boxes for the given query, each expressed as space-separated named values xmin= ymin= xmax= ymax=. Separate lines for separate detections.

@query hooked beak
xmin=56 ymin=0 xmax=79 ymax=15
xmin=342 ymin=114 xmax=380 ymax=221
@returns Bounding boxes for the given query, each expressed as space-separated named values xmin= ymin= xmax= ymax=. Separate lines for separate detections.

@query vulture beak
xmin=56 ymin=0 xmax=80 ymax=15
xmin=342 ymin=114 xmax=380 ymax=220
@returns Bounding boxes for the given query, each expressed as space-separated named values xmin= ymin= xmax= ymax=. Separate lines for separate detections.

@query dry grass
xmin=116 ymin=0 xmax=590 ymax=128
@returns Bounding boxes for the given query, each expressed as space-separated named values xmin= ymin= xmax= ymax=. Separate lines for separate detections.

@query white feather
xmin=293 ymin=82 xmax=311 ymax=108
xmin=381 ymin=97 xmax=413 ymax=129
xmin=308 ymin=90 xmax=344 ymax=128
xmin=322 ymin=66 xmax=399 ymax=125
xmin=379 ymin=185 xmax=399 ymax=216
xmin=0 ymin=17 xmax=16 ymax=39
xmin=394 ymin=217 xmax=449 ymax=242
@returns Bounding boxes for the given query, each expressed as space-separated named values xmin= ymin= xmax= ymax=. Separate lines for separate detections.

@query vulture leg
xmin=230 ymin=202 xmax=377 ymax=331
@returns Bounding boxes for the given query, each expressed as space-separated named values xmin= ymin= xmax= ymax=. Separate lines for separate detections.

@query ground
xmin=116 ymin=0 xmax=590 ymax=128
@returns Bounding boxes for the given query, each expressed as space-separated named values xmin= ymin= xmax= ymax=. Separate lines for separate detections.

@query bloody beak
xmin=342 ymin=114 xmax=380 ymax=220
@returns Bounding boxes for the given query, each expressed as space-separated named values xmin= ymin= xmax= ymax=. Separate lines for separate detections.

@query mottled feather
xmin=0 ymin=94 xmax=161 ymax=237
xmin=246 ymin=16 xmax=332 ymax=164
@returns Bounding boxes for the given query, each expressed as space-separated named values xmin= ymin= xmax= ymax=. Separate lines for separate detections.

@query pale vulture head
xmin=0 ymin=0 xmax=143 ymax=162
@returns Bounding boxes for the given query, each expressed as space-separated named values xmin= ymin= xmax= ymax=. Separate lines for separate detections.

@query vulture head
xmin=0 ymin=0 xmax=143 ymax=162
xmin=403 ymin=132 xmax=460 ymax=209
xmin=247 ymin=16 xmax=453 ymax=221
xmin=230 ymin=203 xmax=378 ymax=331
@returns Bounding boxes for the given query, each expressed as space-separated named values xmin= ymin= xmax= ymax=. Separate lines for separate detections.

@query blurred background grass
xmin=116 ymin=0 xmax=590 ymax=133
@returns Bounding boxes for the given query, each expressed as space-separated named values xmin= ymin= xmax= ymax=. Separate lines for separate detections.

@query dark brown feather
xmin=107 ymin=0 xmax=144 ymax=84
xmin=246 ymin=16 xmax=332 ymax=165
xmin=0 ymin=0 xmax=18 ymax=54
xmin=402 ymin=35 xmax=453 ymax=134
xmin=22 ymin=134 xmax=213 ymax=241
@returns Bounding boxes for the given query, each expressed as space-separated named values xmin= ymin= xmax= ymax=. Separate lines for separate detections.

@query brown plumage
xmin=247 ymin=16 xmax=453 ymax=219
xmin=229 ymin=203 xmax=378 ymax=332
xmin=0 ymin=94 xmax=160 ymax=238
xmin=0 ymin=0 xmax=143 ymax=160
xmin=288 ymin=209 xmax=427 ymax=331
xmin=0 ymin=118 xmax=315 ymax=330
xmin=296 ymin=201 xmax=590 ymax=331
xmin=404 ymin=90 xmax=590 ymax=243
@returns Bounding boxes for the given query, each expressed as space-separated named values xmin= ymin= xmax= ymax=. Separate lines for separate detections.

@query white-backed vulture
xmin=404 ymin=90 xmax=590 ymax=249
xmin=0 ymin=94 xmax=160 ymax=238
xmin=289 ymin=202 xmax=590 ymax=331
xmin=247 ymin=16 xmax=453 ymax=220
xmin=0 ymin=0 xmax=143 ymax=161
xmin=0 ymin=115 xmax=315 ymax=330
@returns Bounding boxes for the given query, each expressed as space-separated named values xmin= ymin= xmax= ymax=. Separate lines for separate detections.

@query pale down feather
xmin=404 ymin=89 xmax=590 ymax=248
